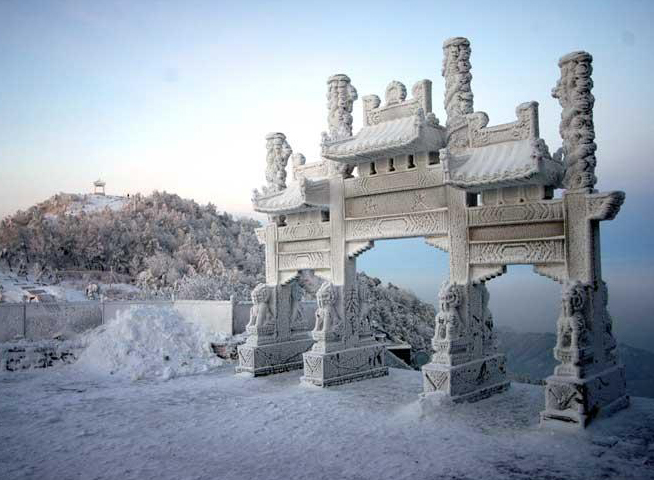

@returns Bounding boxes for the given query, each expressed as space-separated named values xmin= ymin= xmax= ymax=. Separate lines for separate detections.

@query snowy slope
xmin=43 ymin=193 xmax=127 ymax=218
xmin=0 ymin=367 xmax=652 ymax=480
xmin=0 ymin=270 xmax=87 ymax=303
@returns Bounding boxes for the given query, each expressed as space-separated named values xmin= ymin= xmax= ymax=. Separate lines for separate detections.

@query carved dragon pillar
xmin=237 ymin=134 xmax=315 ymax=376
xmin=323 ymin=74 xmax=358 ymax=178
xmin=541 ymin=51 xmax=628 ymax=427
xmin=422 ymin=37 xmax=509 ymax=402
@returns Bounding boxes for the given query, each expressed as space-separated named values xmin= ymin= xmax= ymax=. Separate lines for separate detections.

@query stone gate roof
xmin=443 ymin=138 xmax=564 ymax=191
xmin=252 ymin=178 xmax=329 ymax=215
xmin=321 ymin=112 xmax=446 ymax=164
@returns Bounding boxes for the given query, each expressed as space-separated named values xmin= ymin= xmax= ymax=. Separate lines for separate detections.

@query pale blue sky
xmin=1 ymin=1 xmax=653 ymax=349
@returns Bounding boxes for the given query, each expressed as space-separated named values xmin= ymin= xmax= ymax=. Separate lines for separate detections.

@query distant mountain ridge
xmin=497 ymin=327 xmax=654 ymax=399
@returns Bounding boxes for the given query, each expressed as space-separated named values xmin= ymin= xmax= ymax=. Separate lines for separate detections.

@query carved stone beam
xmin=470 ymin=265 xmax=506 ymax=284
xmin=424 ymin=235 xmax=449 ymax=253
xmin=586 ymin=191 xmax=625 ymax=221
xmin=346 ymin=241 xmax=374 ymax=259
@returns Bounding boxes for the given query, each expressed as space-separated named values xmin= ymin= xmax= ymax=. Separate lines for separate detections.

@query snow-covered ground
xmin=1 ymin=366 xmax=652 ymax=479
xmin=0 ymin=270 xmax=86 ymax=303
xmin=0 ymin=269 xmax=140 ymax=303
xmin=45 ymin=193 xmax=127 ymax=218
xmin=1 ymin=305 xmax=652 ymax=479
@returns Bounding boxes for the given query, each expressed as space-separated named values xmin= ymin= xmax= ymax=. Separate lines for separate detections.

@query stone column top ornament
xmin=552 ymin=50 xmax=597 ymax=192
xmin=263 ymin=132 xmax=292 ymax=195
xmin=326 ymin=74 xmax=358 ymax=141
xmin=442 ymin=36 xmax=473 ymax=125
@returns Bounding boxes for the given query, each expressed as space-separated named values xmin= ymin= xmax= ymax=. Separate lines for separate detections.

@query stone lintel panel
xmin=469 ymin=238 xmax=565 ymax=265
xmin=345 ymin=209 xmax=448 ymax=241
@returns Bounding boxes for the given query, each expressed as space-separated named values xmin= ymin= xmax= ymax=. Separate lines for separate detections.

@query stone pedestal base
xmin=301 ymin=344 xmax=388 ymax=387
xmin=422 ymin=354 xmax=510 ymax=402
xmin=236 ymin=338 xmax=314 ymax=376
xmin=540 ymin=364 xmax=629 ymax=428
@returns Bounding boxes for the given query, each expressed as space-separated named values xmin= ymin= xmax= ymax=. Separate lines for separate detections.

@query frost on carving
xmin=323 ymin=74 xmax=358 ymax=177
xmin=247 ymin=283 xmax=273 ymax=333
xmin=385 ymin=80 xmax=407 ymax=106
xmin=435 ymin=281 xmax=463 ymax=341
xmin=442 ymin=37 xmax=473 ymax=123
xmin=599 ymin=281 xmax=618 ymax=362
xmin=552 ymin=51 xmax=597 ymax=192
xmin=326 ymin=74 xmax=358 ymax=140
xmin=289 ymin=281 xmax=305 ymax=330
xmin=312 ymin=282 xmax=342 ymax=340
xmin=259 ymin=132 xmax=292 ymax=196
xmin=479 ymin=284 xmax=496 ymax=354
xmin=554 ymin=281 xmax=590 ymax=374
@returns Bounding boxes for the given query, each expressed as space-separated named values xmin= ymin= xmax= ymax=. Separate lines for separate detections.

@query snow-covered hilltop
xmin=43 ymin=193 xmax=128 ymax=218
xmin=0 ymin=191 xmax=265 ymax=301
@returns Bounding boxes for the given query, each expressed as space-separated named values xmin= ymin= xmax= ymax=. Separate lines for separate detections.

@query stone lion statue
xmin=313 ymin=282 xmax=340 ymax=335
xmin=85 ymin=283 xmax=100 ymax=300
xmin=556 ymin=281 xmax=588 ymax=350
xmin=248 ymin=283 xmax=272 ymax=329
xmin=435 ymin=281 xmax=462 ymax=341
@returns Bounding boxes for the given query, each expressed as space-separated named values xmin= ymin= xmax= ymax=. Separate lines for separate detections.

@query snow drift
xmin=76 ymin=305 xmax=226 ymax=380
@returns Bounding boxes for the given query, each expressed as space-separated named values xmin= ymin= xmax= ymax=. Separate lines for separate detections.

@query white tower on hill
xmin=93 ymin=179 xmax=106 ymax=196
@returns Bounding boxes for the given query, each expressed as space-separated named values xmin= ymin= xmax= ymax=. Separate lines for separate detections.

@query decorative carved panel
xmin=469 ymin=221 xmax=564 ymax=242
xmin=469 ymin=239 xmax=565 ymax=265
xmin=467 ymin=201 xmax=563 ymax=226
xmin=277 ymin=239 xmax=331 ymax=253
xmin=277 ymin=223 xmax=330 ymax=242
xmin=344 ymin=168 xmax=443 ymax=198
xmin=346 ymin=210 xmax=448 ymax=241
xmin=278 ymin=252 xmax=330 ymax=271
xmin=345 ymin=187 xmax=447 ymax=218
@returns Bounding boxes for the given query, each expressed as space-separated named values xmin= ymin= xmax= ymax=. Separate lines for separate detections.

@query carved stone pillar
xmin=301 ymin=175 xmax=387 ymax=386
xmin=422 ymin=281 xmax=508 ymax=402
xmin=323 ymin=74 xmax=358 ymax=178
xmin=442 ymin=37 xmax=474 ymax=125
xmin=540 ymin=51 xmax=628 ymax=428
xmin=236 ymin=279 xmax=315 ymax=376
xmin=236 ymin=217 xmax=314 ymax=376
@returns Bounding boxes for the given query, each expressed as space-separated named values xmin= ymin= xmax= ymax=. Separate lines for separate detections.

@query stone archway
xmin=239 ymin=38 xmax=628 ymax=428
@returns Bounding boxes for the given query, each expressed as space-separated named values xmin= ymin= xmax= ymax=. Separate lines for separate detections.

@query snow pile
xmin=76 ymin=305 xmax=226 ymax=380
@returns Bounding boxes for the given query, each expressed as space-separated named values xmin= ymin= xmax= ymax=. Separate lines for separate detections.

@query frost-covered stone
xmin=243 ymin=37 xmax=628 ymax=428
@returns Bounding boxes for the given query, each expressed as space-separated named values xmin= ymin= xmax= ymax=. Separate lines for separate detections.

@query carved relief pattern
xmin=553 ymin=51 xmax=597 ymax=192
xmin=277 ymin=239 xmax=330 ymax=253
xmin=424 ymin=370 xmax=448 ymax=391
xmin=346 ymin=210 xmax=448 ymax=241
xmin=469 ymin=239 xmax=565 ymax=265
xmin=546 ymin=383 xmax=580 ymax=411
xmin=326 ymin=74 xmax=358 ymax=140
xmin=278 ymin=252 xmax=329 ymax=271
xmin=262 ymin=132 xmax=292 ymax=194
xmin=344 ymin=169 xmax=442 ymax=198
xmin=468 ymin=102 xmax=536 ymax=148
xmin=554 ymin=281 xmax=591 ymax=375
xmin=468 ymin=201 xmax=563 ymax=226
xmin=278 ymin=223 xmax=330 ymax=241
xmin=586 ymin=191 xmax=625 ymax=221
xmin=346 ymin=187 xmax=447 ymax=218
xmin=442 ymin=37 xmax=473 ymax=123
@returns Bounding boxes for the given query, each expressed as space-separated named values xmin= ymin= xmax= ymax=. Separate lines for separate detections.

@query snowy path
xmin=1 ymin=367 xmax=652 ymax=480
